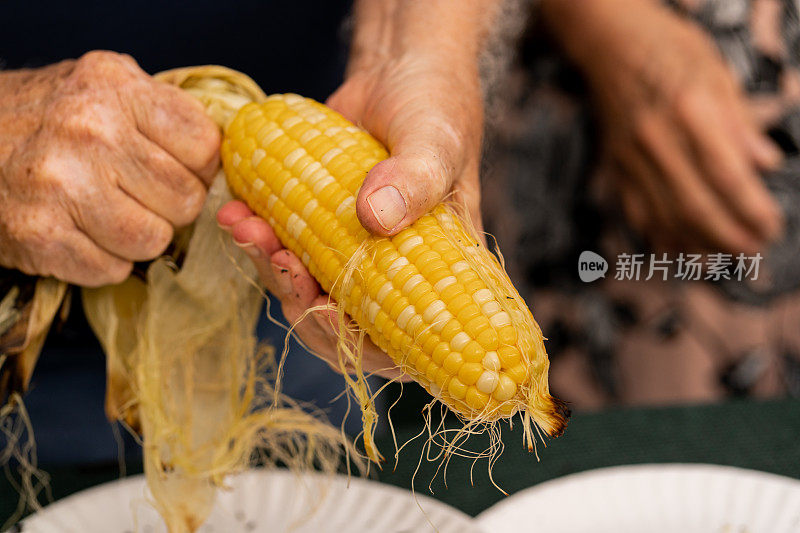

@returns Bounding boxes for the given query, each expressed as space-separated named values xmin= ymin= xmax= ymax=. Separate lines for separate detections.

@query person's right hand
xmin=0 ymin=51 xmax=220 ymax=286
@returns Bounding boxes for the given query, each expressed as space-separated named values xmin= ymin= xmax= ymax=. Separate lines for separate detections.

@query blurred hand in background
xmin=219 ymin=0 xmax=494 ymax=377
xmin=542 ymin=0 xmax=785 ymax=254
xmin=0 ymin=51 xmax=220 ymax=286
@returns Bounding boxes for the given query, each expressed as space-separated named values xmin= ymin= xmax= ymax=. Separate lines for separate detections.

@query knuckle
xmin=76 ymin=50 xmax=133 ymax=71
xmin=400 ymin=154 xmax=449 ymax=212
xmin=4 ymin=209 xmax=53 ymax=261
xmin=70 ymin=51 xmax=144 ymax=94
xmin=136 ymin=218 xmax=174 ymax=259
xmin=80 ymin=257 xmax=134 ymax=287
xmin=130 ymin=216 xmax=173 ymax=260
xmin=59 ymin=100 xmax=117 ymax=144
xmin=112 ymin=210 xmax=174 ymax=260
xmin=173 ymin=185 xmax=207 ymax=226
xmin=102 ymin=261 xmax=134 ymax=286
xmin=195 ymin=124 xmax=221 ymax=174
xmin=31 ymin=150 xmax=65 ymax=182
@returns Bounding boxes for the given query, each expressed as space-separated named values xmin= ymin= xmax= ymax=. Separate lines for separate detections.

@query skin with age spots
xmin=0 ymin=50 xmax=220 ymax=287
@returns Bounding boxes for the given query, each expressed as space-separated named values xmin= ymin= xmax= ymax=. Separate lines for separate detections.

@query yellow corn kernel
xmin=458 ymin=363 xmax=484 ymax=386
xmin=447 ymin=377 xmax=468 ymax=400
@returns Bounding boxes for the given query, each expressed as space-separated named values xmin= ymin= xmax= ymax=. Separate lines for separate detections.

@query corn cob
xmin=221 ymin=94 xmax=568 ymax=459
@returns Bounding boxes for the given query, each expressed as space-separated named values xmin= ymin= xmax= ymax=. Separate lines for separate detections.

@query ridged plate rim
xmin=21 ymin=468 xmax=482 ymax=533
xmin=475 ymin=463 xmax=800 ymax=533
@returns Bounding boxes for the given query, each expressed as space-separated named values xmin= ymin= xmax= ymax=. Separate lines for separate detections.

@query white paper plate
xmin=21 ymin=469 xmax=481 ymax=533
xmin=475 ymin=464 xmax=800 ymax=533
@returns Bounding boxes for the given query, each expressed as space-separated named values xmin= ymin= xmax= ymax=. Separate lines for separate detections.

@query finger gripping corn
xmin=222 ymin=95 xmax=569 ymax=460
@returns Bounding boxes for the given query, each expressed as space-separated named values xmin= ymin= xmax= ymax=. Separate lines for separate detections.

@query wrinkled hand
xmin=0 ymin=51 xmax=220 ymax=286
xmin=219 ymin=30 xmax=484 ymax=379
xmin=328 ymin=54 xmax=483 ymax=236
xmin=546 ymin=0 xmax=784 ymax=253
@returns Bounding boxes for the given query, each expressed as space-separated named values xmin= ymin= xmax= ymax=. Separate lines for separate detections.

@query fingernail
xmin=271 ymin=262 xmax=293 ymax=295
xmin=367 ymin=186 xmax=406 ymax=231
xmin=234 ymin=240 xmax=261 ymax=258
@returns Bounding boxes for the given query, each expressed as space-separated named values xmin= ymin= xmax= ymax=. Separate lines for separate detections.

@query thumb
xmin=356 ymin=119 xmax=465 ymax=236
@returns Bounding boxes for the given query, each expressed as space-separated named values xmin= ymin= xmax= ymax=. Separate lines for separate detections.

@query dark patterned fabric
xmin=483 ymin=0 xmax=800 ymax=408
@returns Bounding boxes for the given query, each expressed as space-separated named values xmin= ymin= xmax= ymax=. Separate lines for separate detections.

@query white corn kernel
xmin=433 ymin=276 xmax=457 ymax=293
xmin=476 ymin=371 xmax=499 ymax=394
xmin=321 ymin=147 xmax=343 ymax=165
xmin=281 ymin=178 xmax=299 ymax=199
xmin=489 ymin=311 xmax=511 ymax=328
xmin=301 ymin=199 xmax=319 ymax=220
xmin=431 ymin=310 xmax=453 ymax=332
xmin=262 ymin=128 xmax=283 ymax=146
xmin=452 ymin=261 xmax=469 ymax=273
xmin=335 ymin=196 xmax=355 ymax=217
xmin=408 ymin=314 xmax=423 ymax=334
xmin=304 ymin=112 xmax=325 ymax=124
xmin=288 ymin=214 xmax=307 ymax=240
xmin=251 ymin=148 xmax=266 ymax=167
xmin=482 ymin=301 xmax=501 ymax=315
xmin=402 ymin=274 xmax=425 ymax=294
xmin=367 ymin=301 xmax=380 ymax=323
xmin=422 ymin=300 xmax=447 ymax=323
xmin=282 ymin=116 xmax=302 ymax=129
xmin=376 ymin=281 xmax=393 ymax=302
xmin=472 ymin=289 xmax=493 ymax=305
xmin=451 ymin=331 xmax=470 ymax=351
xmin=299 ymin=129 xmax=321 ymax=144
xmin=398 ymin=235 xmax=424 ymax=256
xmin=312 ymin=175 xmax=335 ymax=195
xmin=482 ymin=352 xmax=500 ymax=371
xmin=300 ymin=161 xmax=322 ymax=180
xmin=396 ymin=306 xmax=415 ymax=329
xmin=386 ymin=257 xmax=409 ymax=279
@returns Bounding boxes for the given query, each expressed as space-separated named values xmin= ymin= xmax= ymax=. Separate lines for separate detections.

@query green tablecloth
xmin=2 ymin=398 xmax=799 ymax=528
